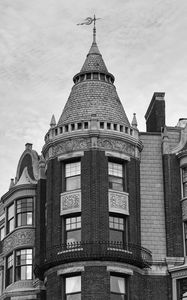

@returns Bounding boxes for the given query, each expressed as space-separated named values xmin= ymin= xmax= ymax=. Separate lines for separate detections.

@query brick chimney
xmin=145 ymin=92 xmax=165 ymax=132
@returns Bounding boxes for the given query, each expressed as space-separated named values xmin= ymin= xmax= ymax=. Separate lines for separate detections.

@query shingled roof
xmin=57 ymin=40 xmax=130 ymax=127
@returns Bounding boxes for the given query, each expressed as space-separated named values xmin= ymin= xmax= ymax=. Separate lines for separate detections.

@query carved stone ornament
xmin=53 ymin=138 xmax=91 ymax=157
xmin=109 ymin=190 xmax=129 ymax=215
xmin=60 ymin=190 xmax=81 ymax=215
xmin=3 ymin=228 xmax=35 ymax=254
xmin=97 ymin=138 xmax=136 ymax=157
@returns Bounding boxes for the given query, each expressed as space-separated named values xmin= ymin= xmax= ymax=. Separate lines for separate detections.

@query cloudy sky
xmin=0 ymin=0 xmax=187 ymax=196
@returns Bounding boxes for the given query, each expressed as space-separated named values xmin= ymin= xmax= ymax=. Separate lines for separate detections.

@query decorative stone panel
xmin=3 ymin=228 xmax=35 ymax=255
xmin=97 ymin=138 xmax=136 ymax=157
xmin=60 ymin=190 xmax=81 ymax=215
xmin=108 ymin=190 xmax=129 ymax=215
xmin=181 ymin=198 xmax=187 ymax=220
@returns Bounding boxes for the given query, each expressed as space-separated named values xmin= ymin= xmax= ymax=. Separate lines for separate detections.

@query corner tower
xmin=37 ymin=31 xmax=152 ymax=300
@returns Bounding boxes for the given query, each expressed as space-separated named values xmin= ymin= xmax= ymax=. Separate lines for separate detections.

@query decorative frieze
xmin=3 ymin=228 xmax=35 ymax=255
xmin=45 ymin=135 xmax=141 ymax=161
xmin=53 ymin=139 xmax=91 ymax=157
xmin=109 ymin=190 xmax=129 ymax=215
xmin=60 ymin=190 xmax=81 ymax=215
xmin=97 ymin=138 xmax=136 ymax=157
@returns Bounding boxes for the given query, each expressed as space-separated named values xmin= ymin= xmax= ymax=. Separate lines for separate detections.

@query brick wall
xmin=163 ymin=154 xmax=183 ymax=256
xmin=82 ymin=266 xmax=110 ymax=299
xmin=127 ymin=158 xmax=141 ymax=245
xmin=46 ymin=158 xmax=61 ymax=251
xmin=35 ymin=179 xmax=46 ymax=266
xmin=140 ymin=133 xmax=166 ymax=260
xmin=82 ymin=150 xmax=108 ymax=242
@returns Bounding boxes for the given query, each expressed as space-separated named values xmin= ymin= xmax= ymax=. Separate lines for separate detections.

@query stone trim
xmin=107 ymin=265 xmax=133 ymax=275
xmin=108 ymin=190 xmax=129 ymax=215
xmin=60 ymin=190 xmax=81 ymax=215
xmin=57 ymin=266 xmax=85 ymax=276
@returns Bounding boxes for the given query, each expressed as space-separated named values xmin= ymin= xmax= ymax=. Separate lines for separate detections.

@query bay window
xmin=6 ymin=248 xmax=33 ymax=286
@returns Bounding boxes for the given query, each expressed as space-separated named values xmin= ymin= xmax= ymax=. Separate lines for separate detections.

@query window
xmin=7 ymin=204 xmax=14 ymax=234
xmin=6 ymin=253 xmax=13 ymax=286
xmin=16 ymin=198 xmax=33 ymax=227
xmin=109 ymin=215 xmax=126 ymax=244
xmin=86 ymin=73 xmax=91 ymax=80
xmin=65 ymin=275 xmax=81 ymax=299
xmin=114 ymin=124 xmax=117 ymax=131
xmin=65 ymin=161 xmax=81 ymax=191
xmin=65 ymin=216 xmax=81 ymax=244
xmin=0 ymin=226 xmax=4 ymax=241
xmin=182 ymin=168 xmax=187 ymax=198
xmin=108 ymin=162 xmax=124 ymax=192
xmin=110 ymin=275 xmax=127 ymax=300
xmin=100 ymin=122 xmax=104 ymax=129
xmin=93 ymin=73 xmax=98 ymax=79
xmin=77 ymin=123 xmax=82 ymax=130
xmin=100 ymin=73 xmax=105 ymax=81
xmin=107 ymin=123 xmax=111 ymax=130
xmin=177 ymin=278 xmax=187 ymax=299
xmin=15 ymin=249 xmax=32 ymax=281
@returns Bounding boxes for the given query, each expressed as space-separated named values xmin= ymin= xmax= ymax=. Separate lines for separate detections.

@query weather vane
xmin=77 ymin=15 xmax=101 ymax=43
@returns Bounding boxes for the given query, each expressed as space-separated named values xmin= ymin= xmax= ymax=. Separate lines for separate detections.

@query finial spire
xmin=93 ymin=15 xmax=96 ymax=43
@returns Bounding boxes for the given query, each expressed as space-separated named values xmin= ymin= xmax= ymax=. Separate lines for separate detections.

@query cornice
xmin=42 ymin=130 xmax=143 ymax=162
xmin=1 ymin=184 xmax=37 ymax=203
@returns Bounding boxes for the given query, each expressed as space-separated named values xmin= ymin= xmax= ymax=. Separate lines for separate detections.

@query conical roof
xmin=57 ymin=40 xmax=130 ymax=127
xmin=80 ymin=41 xmax=108 ymax=73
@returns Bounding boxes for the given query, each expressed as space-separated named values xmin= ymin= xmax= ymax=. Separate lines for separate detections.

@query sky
xmin=0 ymin=0 xmax=187 ymax=197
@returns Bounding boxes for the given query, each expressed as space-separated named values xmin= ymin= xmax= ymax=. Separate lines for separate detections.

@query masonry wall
xmin=140 ymin=133 xmax=166 ymax=260
xmin=163 ymin=154 xmax=183 ymax=257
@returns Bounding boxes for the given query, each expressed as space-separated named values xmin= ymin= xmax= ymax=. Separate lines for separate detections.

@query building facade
xmin=0 ymin=32 xmax=187 ymax=300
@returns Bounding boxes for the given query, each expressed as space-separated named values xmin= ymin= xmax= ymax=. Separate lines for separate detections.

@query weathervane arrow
xmin=77 ymin=15 xmax=101 ymax=43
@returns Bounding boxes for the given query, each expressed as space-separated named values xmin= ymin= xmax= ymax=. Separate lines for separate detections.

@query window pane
xmin=66 ymin=275 xmax=81 ymax=293
xmin=66 ymin=176 xmax=80 ymax=191
xmin=110 ymin=229 xmax=123 ymax=243
xmin=0 ymin=227 xmax=4 ymax=240
xmin=65 ymin=162 xmax=81 ymax=177
xmin=110 ymin=276 xmax=125 ymax=293
xmin=8 ymin=204 xmax=14 ymax=220
xmin=67 ymin=229 xmax=81 ymax=244
xmin=177 ymin=278 xmax=187 ymax=299
xmin=109 ymin=176 xmax=123 ymax=191
xmin=109 ymin=162 xmax=123 ymax=177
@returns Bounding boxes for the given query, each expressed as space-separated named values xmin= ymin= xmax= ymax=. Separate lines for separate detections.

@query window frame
xmin=15 ymin=248 xmax=33 ymax=281
xmin=65 ymin=215 xmax=81 ymax=245
xmin=7 ymin=203 xmax=15 ymax=234
xmin=65 ymin=274 xmax=81 ymax=300
xmin=6 ymin=253 xmax=14 ymax=286
xmin=110 ymin=274 xmax=128 ymax=300
xmin=108 ymin=160 xmax=126 ymax=192
xmin=177 ymin=277 xmax=187 ymax=300
xmin=64 ymin=161 xmax=81 ymax=192
xmin=6 ymin=248 xmax=33 ymax=287
xmin=109 ymin=214 xmax=127 ymax=245
xmin=16 ymin=198 xmax=34 ymax=227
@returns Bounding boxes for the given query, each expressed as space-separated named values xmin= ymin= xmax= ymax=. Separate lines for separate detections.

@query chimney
xmin=145 ymin=92 xmax=165 ymax=132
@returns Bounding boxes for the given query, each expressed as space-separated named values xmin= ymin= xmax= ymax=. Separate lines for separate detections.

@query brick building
xmin=0 ymin=30 xmax=187 ymax=300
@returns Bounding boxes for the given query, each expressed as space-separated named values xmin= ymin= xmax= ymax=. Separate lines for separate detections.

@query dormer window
xmin=86 ymin=73 xmax=91 ymax=80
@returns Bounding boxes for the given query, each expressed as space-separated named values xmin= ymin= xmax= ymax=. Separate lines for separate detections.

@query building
xmin=0 ymin=27 xmax=187 ymax=300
